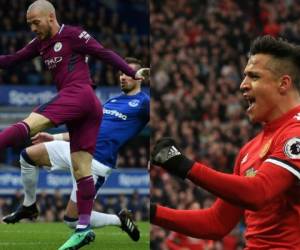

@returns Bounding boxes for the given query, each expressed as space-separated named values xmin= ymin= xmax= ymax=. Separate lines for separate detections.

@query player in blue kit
xmin=3 ymin=57 xmax=149 ymax=246
xmin=0 ymin=0 xmax=148 ymax=249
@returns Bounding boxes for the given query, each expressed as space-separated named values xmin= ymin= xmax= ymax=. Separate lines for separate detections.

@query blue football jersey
xmin=93 ymin=91 xmax=149 ymax=167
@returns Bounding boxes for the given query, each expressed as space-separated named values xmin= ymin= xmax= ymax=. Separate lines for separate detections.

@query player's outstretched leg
xmin=58 ymin=226 xmax=95 ymax=250
xmin=2 ymin=203 xmax=39 ymax=224
xmin=118 ymin=208 xmax=140 ymax=241
xmin=0 ymin=121 xmax=30 ymax=151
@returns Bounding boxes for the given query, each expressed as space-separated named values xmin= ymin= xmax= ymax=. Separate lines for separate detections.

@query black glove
xmin=151 ymin=137 xmax=194 ymax=179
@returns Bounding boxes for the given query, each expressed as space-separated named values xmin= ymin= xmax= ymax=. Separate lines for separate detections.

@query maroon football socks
xmin=76 ymin=176 xmax=95 ymax=230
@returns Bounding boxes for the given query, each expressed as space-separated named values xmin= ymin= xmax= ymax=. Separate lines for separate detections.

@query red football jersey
xmin=165 ymin=232 xmax=215 ymax=250
xmin=235 ymin=106 xmax=300 ymax=248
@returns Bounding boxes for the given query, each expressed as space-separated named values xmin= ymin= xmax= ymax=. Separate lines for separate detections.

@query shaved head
xmin=27 ymin=0 xmax=56 ymax=16
xmin=26 ymin=0 xmax=59 ymax=40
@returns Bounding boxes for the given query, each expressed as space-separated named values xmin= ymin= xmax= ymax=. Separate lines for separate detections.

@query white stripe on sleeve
xmin=265 ymin=158 xmax=300 ymax=180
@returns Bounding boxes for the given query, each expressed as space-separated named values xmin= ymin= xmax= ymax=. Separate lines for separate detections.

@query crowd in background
xmin=151 ymin=0 xmax=300 ymax=249
xmin=0 ymin=0 xmax=150 ymax=169
xmin=0 ymin=0 xmax=149 ymax=227
xmin=0 ymin=0 xmax=149 ymax=87
xmin=0 ymin=132 xmax=149 ymax=169
xmin=0 ymin=189 xmax=150 ymax=223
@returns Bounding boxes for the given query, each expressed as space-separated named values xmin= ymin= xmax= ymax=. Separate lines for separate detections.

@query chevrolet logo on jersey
xmin=245 ymin=167 xmax=257 ymax=177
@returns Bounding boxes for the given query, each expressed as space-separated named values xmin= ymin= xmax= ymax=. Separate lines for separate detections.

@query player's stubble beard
xmin=121 ymin=82 xmax=136 ymax=94
xmin=121 ymin=86 xmax=131 ymax=94
xmin=39 ymin=24 xmax=52 ymax=40
xmin=120 ymin=81 xmax=130 ymax=93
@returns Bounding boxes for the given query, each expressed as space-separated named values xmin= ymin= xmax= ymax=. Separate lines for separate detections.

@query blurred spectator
xmin=0 ymin=190 xmax=149 ymax=223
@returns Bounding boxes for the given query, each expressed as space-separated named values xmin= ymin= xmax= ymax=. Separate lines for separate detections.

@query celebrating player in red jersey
xmin=151 ymin=36 xmax=300 ymax=249
xmin=0 ymin=1 xmax=148 ymax=249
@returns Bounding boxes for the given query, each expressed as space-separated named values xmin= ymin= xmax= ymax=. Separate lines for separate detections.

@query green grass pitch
xmin=0 ymin=221 xmax=149 ymax=250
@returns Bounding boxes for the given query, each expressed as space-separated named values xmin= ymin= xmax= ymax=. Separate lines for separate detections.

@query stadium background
xmin=151 ymin=0 xmax=300 ymax=249
xmin=0 ymin=0 xmax=150 ymax=226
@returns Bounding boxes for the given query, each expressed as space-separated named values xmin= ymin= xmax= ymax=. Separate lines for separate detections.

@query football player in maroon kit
xmin=0 ymin=1 xmax=148 ymax=249
xmin=151 ymin=35 xmax=300 ymax=249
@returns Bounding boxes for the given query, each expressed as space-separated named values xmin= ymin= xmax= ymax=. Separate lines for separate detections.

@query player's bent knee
xmin=25 ymin=144 xmax=52 ymax=167
xmin=20 ymin=149 xmax=36 ymax=167
xmin=63 ymin=215 xmax=78 ymax=229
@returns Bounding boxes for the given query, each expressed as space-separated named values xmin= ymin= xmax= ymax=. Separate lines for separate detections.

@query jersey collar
xmin=264 ymin=105 xmax=300 ymax=131
xmin=58 ymin=24 xmax=65 ymax=34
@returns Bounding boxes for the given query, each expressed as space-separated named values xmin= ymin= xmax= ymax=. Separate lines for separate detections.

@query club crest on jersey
xmin=284 ymin=137 xmax=300 ymax=159
xmin=128 ymin=99 xmax=140 ymax=107
xmin=54 ymin=42 xmax=62 ymax=52
xmin=245 ymin=167 xmax=257 ymax=177
xmin=259 ymin=139 xmax=272 ymax=158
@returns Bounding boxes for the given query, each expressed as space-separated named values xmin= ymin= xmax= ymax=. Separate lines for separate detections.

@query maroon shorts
xmin=33 ymin=84 xmax=102 ymax=154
